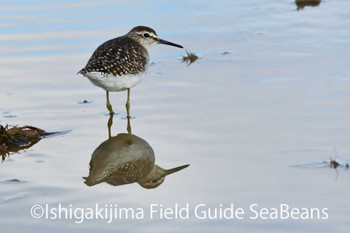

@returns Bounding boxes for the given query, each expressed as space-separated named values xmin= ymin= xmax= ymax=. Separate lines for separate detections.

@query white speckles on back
xmin=83 ymin=72 xmax=146 ymax=92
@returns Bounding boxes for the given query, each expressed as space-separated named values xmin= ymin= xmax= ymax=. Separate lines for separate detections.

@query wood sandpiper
xmin=78 ymin=26 xmax=183 ymax=115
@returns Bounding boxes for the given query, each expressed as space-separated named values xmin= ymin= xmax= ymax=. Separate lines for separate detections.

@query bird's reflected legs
xmin=106 ymin=91 xmax=114 ymax=114
xmin=126 ymin=113 xmax=133 ymax=144
xmin=125 ymin=88 xmax=133 ymax=144
xmin=107 ymin=113 xmax=113 ymax=139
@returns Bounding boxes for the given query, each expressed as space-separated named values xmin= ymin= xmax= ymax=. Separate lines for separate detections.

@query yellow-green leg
xmin=125 ymin=88 xmax=130 ymax=118
xmin=106 ymin=91 xmax=114 ymax=114
xmin=125 ymin=88 xmax=133 ymax=144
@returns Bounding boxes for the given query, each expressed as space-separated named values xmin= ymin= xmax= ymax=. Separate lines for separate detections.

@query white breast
xmin=84 ymin=72 xmax=146 ymax=92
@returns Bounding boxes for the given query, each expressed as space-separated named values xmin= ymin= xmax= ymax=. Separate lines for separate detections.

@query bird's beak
xmin=158 ymin=38 xmax=183 ymax=49
xmin=165 ymin=164 xmax=190 ymax=175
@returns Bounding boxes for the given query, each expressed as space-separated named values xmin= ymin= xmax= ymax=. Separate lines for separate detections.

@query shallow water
xmin=1 ymin=0 xmax=350 ymax=232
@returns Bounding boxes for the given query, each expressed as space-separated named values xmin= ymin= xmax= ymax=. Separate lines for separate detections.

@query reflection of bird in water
xmin=295 ymin=0 xmax=321 ymax=10
xmin=84 ymin=115 xmax=189 ymax=188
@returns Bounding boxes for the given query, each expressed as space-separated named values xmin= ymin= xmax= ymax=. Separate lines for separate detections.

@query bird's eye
xmin=143 ymin=33 xmax=150 ymax=38
xmin=152 ymin=179 xmax=157 ymax=183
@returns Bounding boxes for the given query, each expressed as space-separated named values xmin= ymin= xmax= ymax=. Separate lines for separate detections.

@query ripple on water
xmin=2 ymin=192 xmax=30 ymax=202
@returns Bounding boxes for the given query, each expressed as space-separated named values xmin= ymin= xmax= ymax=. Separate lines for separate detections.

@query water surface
xmin=1 ymin=0 xmax=350 ymax=232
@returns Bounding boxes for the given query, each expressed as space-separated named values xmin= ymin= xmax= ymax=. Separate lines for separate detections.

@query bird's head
xmin=127 ymin=26 xmax=183 ymax=49
xmin=137 ymin=164 xmax=189 ymax=189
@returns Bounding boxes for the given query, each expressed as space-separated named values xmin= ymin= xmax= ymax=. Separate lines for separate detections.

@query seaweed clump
xmin=181 ymin=51 xmax=199 ymax=66
xmin=0 ymin=124 xmax=48 ymax=161
xmin=295 ymin=0 xmax=321 ymax=10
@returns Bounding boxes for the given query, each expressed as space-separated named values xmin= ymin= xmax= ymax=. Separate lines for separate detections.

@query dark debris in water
xmin=295 ymin=0 xmax=321 ymax=10
xmin=0 ymin=124 xmax=57 ymax=161
xmin=2 ymin=179 xmax=22 ymax=183
xmin=292 ymin=147 xmax=349 ymax=181
xmin=181 ymin=51 xmax=199 ymax=66
xmin=330 ymin=159 xmax=340 ymax=169
xmin=329 ymin=147 xmax=349 ymax=171
xmin=221 ymin=51 xmax=232 ymax=55
xmin=150 ymin=61 xmax=160 ymax=67
xmin=293 ymin=147 xmax=349 ymax=171
xmin=329 ymin=158 xmax=349 ymax=170
xmin=78 ymin=99 xmax=93 ymax=104
xmin=329 ymin=157 xmax=348 ymax=181
xmin=2 ymin=112 xmax=17 ymax=118
xmin=292 ymin=159 xmax=349 ymax=170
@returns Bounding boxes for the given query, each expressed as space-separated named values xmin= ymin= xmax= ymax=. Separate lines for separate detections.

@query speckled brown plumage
xmin=79 ymin=36 xmax=149 ymax=76
xmin=78 ymin=25 xmax=183 ymax=114
xmin=102 ymin=159 xmax=154 ymax=186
